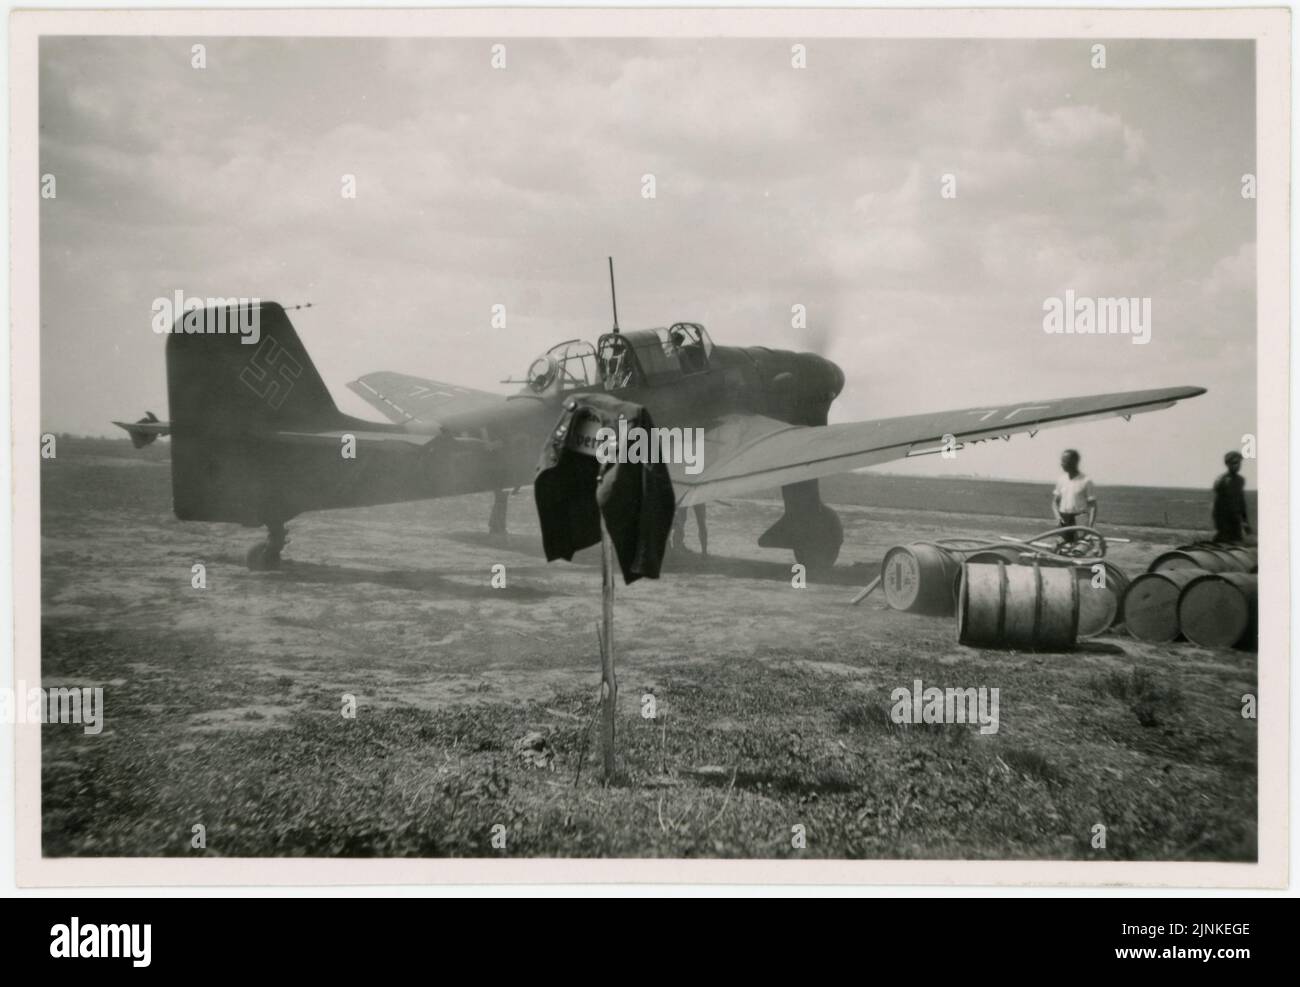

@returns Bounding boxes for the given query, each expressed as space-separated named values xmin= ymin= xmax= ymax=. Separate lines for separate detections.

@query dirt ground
xmin=39 ymin=453 xmax=1258 ymax=860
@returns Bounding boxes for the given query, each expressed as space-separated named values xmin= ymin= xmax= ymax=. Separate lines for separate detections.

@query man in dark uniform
xmin=1212 ymin=450 xmax=1251 ymax=543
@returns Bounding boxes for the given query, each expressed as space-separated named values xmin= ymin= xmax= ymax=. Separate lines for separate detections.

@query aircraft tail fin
xmin=166 ymin=301 xmax=345 ymax=433
xmin=165 ymin=301 xmax=353 ymax=523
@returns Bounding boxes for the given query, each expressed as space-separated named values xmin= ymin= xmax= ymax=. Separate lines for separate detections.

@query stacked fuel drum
xmin=1122 ymin=544 xmax=1258 ymax=649
xmin=879 ymin=542 xmax=1129 ymax=651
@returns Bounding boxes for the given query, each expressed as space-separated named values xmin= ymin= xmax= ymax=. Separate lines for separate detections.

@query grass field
xmin=39 ymin=438 xmax=1258 ymax=860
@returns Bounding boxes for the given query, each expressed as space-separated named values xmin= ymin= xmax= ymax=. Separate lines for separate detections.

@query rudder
xmin=166 ymin=302 xmax=343 ymax=432
xmin=166 ymin=301 xmax=349 ymax=524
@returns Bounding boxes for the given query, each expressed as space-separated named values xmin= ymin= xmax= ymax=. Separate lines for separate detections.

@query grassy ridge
xmin=814 ymin=473 xmax=1253 ymax=531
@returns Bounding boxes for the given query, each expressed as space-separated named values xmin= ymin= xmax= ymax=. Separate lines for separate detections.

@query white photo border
xmin=8 ymin=5 xmax=1289 ymax=888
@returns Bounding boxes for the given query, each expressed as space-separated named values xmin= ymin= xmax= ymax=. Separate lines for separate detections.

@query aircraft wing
xmin=671 ymin=385 xmax=1206 ymax=506
xmin=348 ymin=372 xmax=505 ymax=424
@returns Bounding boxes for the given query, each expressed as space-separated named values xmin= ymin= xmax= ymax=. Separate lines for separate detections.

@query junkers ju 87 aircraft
xmin=117 ymin=292 xmax=1205 ymax=572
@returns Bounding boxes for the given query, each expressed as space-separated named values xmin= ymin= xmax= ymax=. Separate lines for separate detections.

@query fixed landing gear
xmin=757 ymin=479 xmax=843 ymax=574
xmin=246 ymin=521 xmax=288 ymax=571
xmin=791 ymin=503 xmax=843 ymax=572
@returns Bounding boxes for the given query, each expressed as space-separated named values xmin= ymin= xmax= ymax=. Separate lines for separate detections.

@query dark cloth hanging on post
xmin=533 ymin=393 xmax=676 ymax=583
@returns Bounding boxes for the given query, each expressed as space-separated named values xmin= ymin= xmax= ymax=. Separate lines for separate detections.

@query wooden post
xmin=599 ymin=518 xmax=618 ymax=782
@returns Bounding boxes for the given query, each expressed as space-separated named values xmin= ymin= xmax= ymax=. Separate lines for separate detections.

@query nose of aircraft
xmin=808 ymin=353 xmax=845 ymax=402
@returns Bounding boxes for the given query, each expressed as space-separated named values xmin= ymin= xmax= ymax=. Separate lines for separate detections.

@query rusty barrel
xmin=1122 ymin=568 xmax=1209 ymax=642
xmin=1074 ymin=561 xmax=1130 ymax=638
xmin=1177 ymin=572 xmax=1258 ymax=649
xmin=881 ymin=543 xmax=961 ymax=615
xmin=958 ymin=561 xmax=1078 ymax=651
xmin=1148 ymin=546 xmax=1250 ymax=574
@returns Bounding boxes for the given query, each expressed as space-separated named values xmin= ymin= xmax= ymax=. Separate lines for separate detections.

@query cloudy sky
xmin=40 ymin=37 xmax=1255 ymax=488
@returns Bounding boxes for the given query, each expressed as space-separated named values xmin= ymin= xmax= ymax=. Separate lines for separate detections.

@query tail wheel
xmin=246 ymin=542 xmax=282 ymax=571
xmin=247 ymin=522 xmax=287 ymax=571
xmin=792 ymin=504 xmax=843 ymax=573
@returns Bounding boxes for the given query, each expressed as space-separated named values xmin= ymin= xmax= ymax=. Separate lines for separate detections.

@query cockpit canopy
xmin=524 ymin=339 xmax=599 ymax=394
xmin=523 ymin=323 xmax=714 ymax=394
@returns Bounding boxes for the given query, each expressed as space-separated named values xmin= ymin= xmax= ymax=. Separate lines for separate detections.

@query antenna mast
xmin=608 ymin=256 xmax=620 ymax=334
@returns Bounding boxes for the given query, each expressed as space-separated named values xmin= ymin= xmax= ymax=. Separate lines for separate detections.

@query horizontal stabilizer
xmin=112 ymin=411 xmax=170 ymax=449
xmin=348 ymin=373 xmax=505 ymax=424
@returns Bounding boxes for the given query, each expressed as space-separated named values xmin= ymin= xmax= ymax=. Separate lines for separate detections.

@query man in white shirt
xmin=1052 ymin=449 xmax=1097 ymax=541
